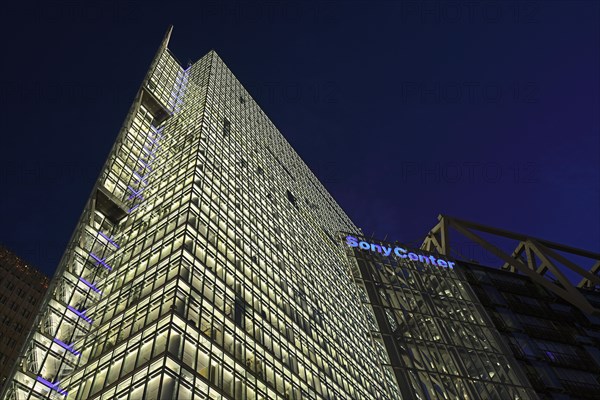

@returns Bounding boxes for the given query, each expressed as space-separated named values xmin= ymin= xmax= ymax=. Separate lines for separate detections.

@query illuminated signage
xmin=345 ymin=235 xmax=455 ymax=269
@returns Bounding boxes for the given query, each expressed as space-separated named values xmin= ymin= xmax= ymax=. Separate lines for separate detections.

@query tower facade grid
xmin=2 ymin=30 xmax=396 ymax=400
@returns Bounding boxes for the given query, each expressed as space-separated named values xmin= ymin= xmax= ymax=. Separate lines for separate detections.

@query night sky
xmin=0 ymin=1 xmax=598 ymax=278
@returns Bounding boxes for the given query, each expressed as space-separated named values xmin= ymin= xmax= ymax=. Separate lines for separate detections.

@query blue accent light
xmin=142 ymin=146 xmax=156 ymax=157
xmin=146 ymin=136 xmax=160 ymax=145
xmin=139 ymin=159 xmax=153 ymax=171
xmin=66 ymin=306 xmax=92 ymax=324
xmin=98 ymin=232 xmax=119 ymax=249
xmin=89 ymin=253 xmax=113 ymax=271
xmin=79 ymin=277 xmax=102 ymax=294
xmin=53 ymin=338 xmax=81 ymax=356
xmin=129 ymin=154 xmax=153 ymax=171
xmin=150 ymin=126 xmax=164 ymax=136
xmin=36 ymin=376 xmax=68 ymax=396
xmin=128 ymin=204 xmax=141 ymax=213
xmin=132 ymin=172 xmax=149 ymax=186
xmin=127 ymin=186 xmax=145 ymax=201
xmin=546 ymin=351 xmax=556 ymax=361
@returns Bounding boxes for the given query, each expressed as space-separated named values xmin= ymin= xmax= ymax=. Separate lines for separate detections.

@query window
xmin=223 ymin=118 xmax=231 ymax=136
xmin=286 ymin=190 xmax=297 ymax=208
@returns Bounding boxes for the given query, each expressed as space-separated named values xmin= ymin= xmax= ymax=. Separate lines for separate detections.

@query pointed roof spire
xmin=160 ymin=25 xmax=174 ymax=52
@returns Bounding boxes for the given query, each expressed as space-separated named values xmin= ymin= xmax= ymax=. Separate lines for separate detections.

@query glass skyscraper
xmin=1 ymin=28 xmax=538 ymax=400
xmin=1 ymin=28 xmax=395 ymax=400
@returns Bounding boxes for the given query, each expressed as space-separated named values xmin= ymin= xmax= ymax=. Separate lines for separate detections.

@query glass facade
xmin=345 ymin=235 xmax=537 ymax=399
xmin=1 ymin=31 xmax=393 ymax=400
xmin=462 ymin=263 xmax=600 ymax=399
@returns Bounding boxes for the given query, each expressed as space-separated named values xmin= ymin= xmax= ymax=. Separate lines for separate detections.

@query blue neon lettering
xmin=346 ymin=237 xmax=454 ymax=269
xmin=346 ymin=236 xmax=359 ymax=247
xmin=394 ymin=247 xmax=407 ymax=257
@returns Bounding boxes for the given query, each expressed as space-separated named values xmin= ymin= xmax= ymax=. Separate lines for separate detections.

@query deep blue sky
xmin=0 ymin=1 xmax=598 ymax=277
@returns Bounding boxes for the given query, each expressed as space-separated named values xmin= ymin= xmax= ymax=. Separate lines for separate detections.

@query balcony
xmin=95 ymin=186 xmax=128 ymax=224
xmin=140 ymin=87 xmax=171 ymax=124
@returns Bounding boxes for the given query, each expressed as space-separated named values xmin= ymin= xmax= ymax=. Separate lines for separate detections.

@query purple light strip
xmin=138 ymin=159 xmax=153 ymax=171
xmin=127 ymin=186 xmax=145 ymax=201
xmin=89 ymin=253 xmax=113 ymax=271
xmin=142 ymin=146 xmax=156 ymax=157
xmin=128 ymin=204 xmax=141 ymax=213
xmin=66 ymin=306 xmax=92 ymax=324
xmin=132 ymin=172 xmax=149 ymax=186
xmin=146 ymin=136 xmax=160 ymax=146
xmin=139 ymin=154 xmax=155 ymax=164
xmin=79 ymin=277 xmax=102 ymax=295
xmin=141 ymin=150 xmax=157 ymax=160
xmin=36 ymin=376 xmax=68 ymax=396
xmin=53 ymin=338 xmax=82 ymax=356
xmin=98 ymin=232 xmax=120 ymax=249
xmin=141 ymin=153 xmax=157 ymax=163
xmin=149 ymin=132 xmax=163 ymax=140
xmin=128 ymin=154 xmax=153 ymax=170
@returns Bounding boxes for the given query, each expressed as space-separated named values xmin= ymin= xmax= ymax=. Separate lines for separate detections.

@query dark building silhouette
xmin=462 ymin=263 xmax=600 ymax=399
xmin=0 ymin=246 xmax=48 ymax=389
xmin=422 ymin=215 xmax=600 ymax=400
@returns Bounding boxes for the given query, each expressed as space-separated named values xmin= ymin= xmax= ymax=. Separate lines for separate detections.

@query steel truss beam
xmin=422 ymin=215 xmax=600 ymax=316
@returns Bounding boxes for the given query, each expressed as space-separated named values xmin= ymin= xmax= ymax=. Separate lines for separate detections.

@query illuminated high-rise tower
xmin=1 ymin=28 xmax=397 ymax=400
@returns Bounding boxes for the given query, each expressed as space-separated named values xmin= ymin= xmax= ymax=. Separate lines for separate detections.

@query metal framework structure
xmin=422 ymin=215 xmax=600 ymax=316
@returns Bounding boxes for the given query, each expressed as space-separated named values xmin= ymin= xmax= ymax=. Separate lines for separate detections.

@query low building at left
xmin=0 ymin=245 xmax=49 ymax=389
